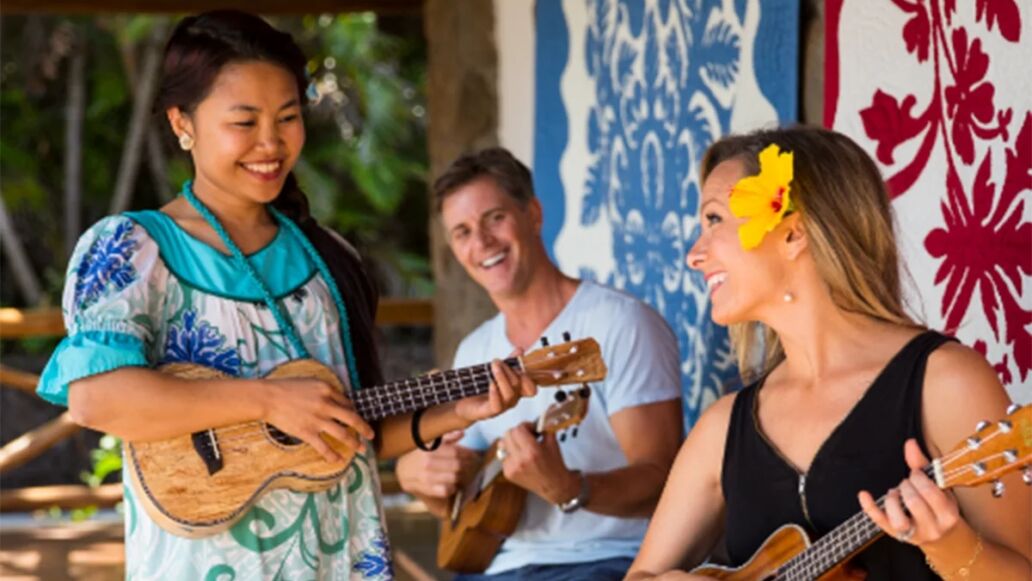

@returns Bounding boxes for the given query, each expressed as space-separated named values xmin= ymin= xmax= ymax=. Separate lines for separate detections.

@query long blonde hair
xmin=700 ymin=126 xmax=919 ymax=384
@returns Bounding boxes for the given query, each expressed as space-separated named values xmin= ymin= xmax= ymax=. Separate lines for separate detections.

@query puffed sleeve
xmin=36 ymin=216 xmax=166 ymax=406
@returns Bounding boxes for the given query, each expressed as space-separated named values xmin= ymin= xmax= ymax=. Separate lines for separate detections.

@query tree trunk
xmin=108 ymin=20 xmax=168 ymax=214
xmin=0 ymin=195 xmax=43 ymax=305
xmin=425 ymin=0 xmax=500 ymax=366
xmin=118 ymin=20 xmax=174 ymax=203
xmin=63 ymin=29 xmax=87 ymax=257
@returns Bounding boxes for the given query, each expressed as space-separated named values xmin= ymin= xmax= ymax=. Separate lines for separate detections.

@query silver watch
xmin=557 ymin=470 xmax=590 ymax=513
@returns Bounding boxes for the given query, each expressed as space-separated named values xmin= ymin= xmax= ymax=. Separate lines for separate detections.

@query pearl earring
xmin=178 ymin=133 xmax=194 ymax=151
xmin=783 ymin=291 xmax=795 ymax=303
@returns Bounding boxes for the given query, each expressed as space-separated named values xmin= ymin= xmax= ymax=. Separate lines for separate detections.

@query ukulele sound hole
xmin=266 ymin=424 xmax=303 ymax=446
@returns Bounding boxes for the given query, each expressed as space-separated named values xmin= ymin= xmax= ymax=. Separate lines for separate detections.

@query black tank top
xmin=721 ymin=330 xmax=954 ymax=579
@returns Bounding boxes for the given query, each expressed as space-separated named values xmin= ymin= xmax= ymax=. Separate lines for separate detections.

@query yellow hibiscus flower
xmin=728 ymin=143 xmax=795 ymax=250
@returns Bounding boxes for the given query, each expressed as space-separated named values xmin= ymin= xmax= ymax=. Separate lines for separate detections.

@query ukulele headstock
xmin=937 ymin=403 xmax=1032 ymax=493
xmin=521 ymin=338 xmax=607 ymax=386
xmin=537 ymin=387 xmax=591 ymax=435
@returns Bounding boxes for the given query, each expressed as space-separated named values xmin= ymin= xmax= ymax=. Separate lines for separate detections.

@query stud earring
xmin=783 ymin=291 xmax=795 ymax=303
xmin=178 ymin=133 xmax=194 ymax=151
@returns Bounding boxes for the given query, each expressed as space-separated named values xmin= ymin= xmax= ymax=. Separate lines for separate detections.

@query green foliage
xmin=0 ymin=13 xmax=430 ymax=308
xmin=285 ymin=14 xmax=431 ymax=295
xmin=81 ymin=434 xmax=123 ymax=488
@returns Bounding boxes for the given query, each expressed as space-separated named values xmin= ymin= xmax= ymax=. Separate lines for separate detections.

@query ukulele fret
xmin=352 ymin=360 xmax=513 ymax=422
xmin=777 ymin=468 xmax=933 ymax=580
xmin=127 ymin=340 xmax=607 ymax=540
xmin=694 ymin=406 xmax=1030 ymax=581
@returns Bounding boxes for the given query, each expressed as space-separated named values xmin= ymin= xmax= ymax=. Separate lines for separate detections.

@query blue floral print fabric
xmin=38 ymin=214 xmax=392 ymax=580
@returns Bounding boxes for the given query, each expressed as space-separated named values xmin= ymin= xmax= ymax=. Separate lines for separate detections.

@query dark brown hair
xmin=432 ymin=147 xmax=535 ymax=212
xmin=156 ymin=10 xmax=308 ymax=115
xmin=701 ymin=126 xmax=919 ymax=383
xmin=158 ymin=11 xmax=383 ymax=386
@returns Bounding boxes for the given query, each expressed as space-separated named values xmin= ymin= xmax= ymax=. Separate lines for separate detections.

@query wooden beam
xmin=0 ymin=307 xmax=64 ymax=339
xmin=394 ymin=548 xmax=437 ymax=581
xmin=375 ymin=298 xmax=433 ymax=327
xmin=0 ymin=412 xmax=81 ymax=474
xmin=0 ymin=479 xmax=410 ymax=513
xmin=0 ymin=299 xmax=430 ymax=340
xmin=0 ymin=483 xmax=122 ymax=512
xmin=1 ymin=0 xmax=421 ymax=14
xmin=0 ymin=364 xmax=40 ymax=394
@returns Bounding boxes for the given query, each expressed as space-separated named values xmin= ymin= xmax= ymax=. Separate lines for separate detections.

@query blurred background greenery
xmin=0 ymin=12 xmax=434 ymax=494
xmin=0 ymin=12 xmax=431 ymax=311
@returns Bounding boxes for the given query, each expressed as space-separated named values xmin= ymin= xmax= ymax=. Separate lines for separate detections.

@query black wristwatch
xmin=557 ymin=470 xmax=590 ymax=513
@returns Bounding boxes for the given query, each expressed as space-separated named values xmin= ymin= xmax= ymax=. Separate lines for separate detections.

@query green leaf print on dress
xmin=230 ymin=486 xmax=346 ymax=555
xmin=83 ymin=218 xmax=392 ymax=580
xmin=204 ymin=564 xmax=236 ymax=581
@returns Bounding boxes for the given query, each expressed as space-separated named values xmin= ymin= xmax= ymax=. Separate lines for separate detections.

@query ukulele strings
xmin=145 ymin=359 xmax=573 ymax=460
xmin=142 ymin=356 xmax=581 ymax=466
xmin=198 ymin=358 xmax=578 ymax=459
xmin=202 ymin=364 xmax=500 ymax=442
xmin=143 ymin=374 xmax=496 ymax=459
xmin=776 ymin=427 xmax=1018 ymax=580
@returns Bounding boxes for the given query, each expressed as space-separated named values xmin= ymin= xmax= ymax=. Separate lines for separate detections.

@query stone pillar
xmin=424 ymin=0 xmax=500 ymax=366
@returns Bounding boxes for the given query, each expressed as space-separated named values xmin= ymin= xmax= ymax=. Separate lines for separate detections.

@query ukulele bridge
xmin=191 ymin=429 xmax=224 ymax=476
xmin=450 ymin=490 xmax=464 ymax=525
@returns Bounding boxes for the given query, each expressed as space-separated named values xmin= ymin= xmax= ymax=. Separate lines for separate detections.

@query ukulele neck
xmin=351 ymin=358 xmax=520 ymax=421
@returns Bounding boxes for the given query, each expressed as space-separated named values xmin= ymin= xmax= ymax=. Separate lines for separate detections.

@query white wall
xmin=494 ymin=0 xmax=536 ymax=166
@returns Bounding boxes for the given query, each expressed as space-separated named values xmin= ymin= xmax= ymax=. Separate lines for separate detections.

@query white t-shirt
xmin=455 ymin=281 xmax=681 ymax=574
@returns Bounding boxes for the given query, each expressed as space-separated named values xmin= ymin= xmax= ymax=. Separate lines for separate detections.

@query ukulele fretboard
xmin=351 ymin=357 xmax=520 ymax=421
xmin=774 ymin=465 xmax=937 ymax=580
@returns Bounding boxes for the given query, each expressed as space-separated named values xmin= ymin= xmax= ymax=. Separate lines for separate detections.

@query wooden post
xmin=0 ymin=365 xmax=41 ymax=394
xmin=425 ymin=0 xmax=500 ymax=367
xmin=0 ymin=483 xmax=122 ymax=512
xmin=0 ymin=412 xmax=81 ymax=474
xmin=0 ymin=307 xmax=65 ymax=338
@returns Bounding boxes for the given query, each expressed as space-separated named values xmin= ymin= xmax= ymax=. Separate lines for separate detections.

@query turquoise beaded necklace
xmin=180 ymin=180 xmax=361 ymax=390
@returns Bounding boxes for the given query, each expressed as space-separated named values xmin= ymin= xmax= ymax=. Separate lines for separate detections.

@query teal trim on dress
xmin=123 ymin=210 xmax=317 ymax=302
xmin=165 ymin=262 xmax=320 ymax=304
xmin=269 ymin=208 xmax=362 ymax=391
xmin=36 ymin=330 xmax=149 ymax=406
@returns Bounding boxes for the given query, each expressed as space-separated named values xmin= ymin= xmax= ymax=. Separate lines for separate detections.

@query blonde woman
xmin=626 ymin=126 xmax=1030 ymax=580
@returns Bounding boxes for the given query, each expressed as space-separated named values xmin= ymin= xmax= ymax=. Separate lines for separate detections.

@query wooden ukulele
xmin=691 ymin=403 xmax=1032 ymax=580
xmin=436 ymin=386 xmax=592 ymax=573
xmin=124 ymin=338 xmax=607 ymax=538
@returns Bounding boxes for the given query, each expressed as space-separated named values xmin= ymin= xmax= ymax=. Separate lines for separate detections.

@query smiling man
xmin=395 ymin=148 xmax=683 ymax=581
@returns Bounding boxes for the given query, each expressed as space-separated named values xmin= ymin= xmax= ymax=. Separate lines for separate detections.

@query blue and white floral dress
xmin=38 ymin=212 xmax=393 ymax=580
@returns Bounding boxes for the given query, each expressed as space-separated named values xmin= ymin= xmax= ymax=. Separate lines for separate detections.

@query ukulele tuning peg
xmin=1004 ymin=449 xmax=1018 ymax=464
xmin=972 ymin=462 xmax=987 ymax=477
xmin=540 ymin=337 xmax=550 ymax=347
xmin=975 ymin=420 xmax=990 ymax=432
xmin=997 ymin=420 xmax=1013 ymax=433
xmin=554 ymin=390 xmax=567 ymax=403
xmin=1006 ymin=402 xmax=1022 ymax=415
xmin=1023 ymin=466 xmax=1032 ymax=486
xmin=991 ymin=480 xmax=1006 ymax=498
xmin=966 ymin=436 xmax=981 ymax=450
xmin=562 ymin=331 xmax=572 ymax=342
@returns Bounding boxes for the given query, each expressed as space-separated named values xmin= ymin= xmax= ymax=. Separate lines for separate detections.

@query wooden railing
xmin=0 ymin=299 xmax=431 ymax=509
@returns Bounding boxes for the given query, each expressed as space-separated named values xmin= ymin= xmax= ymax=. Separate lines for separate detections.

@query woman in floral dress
xmin=36 ymin=11 xmax=535 ymax=580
